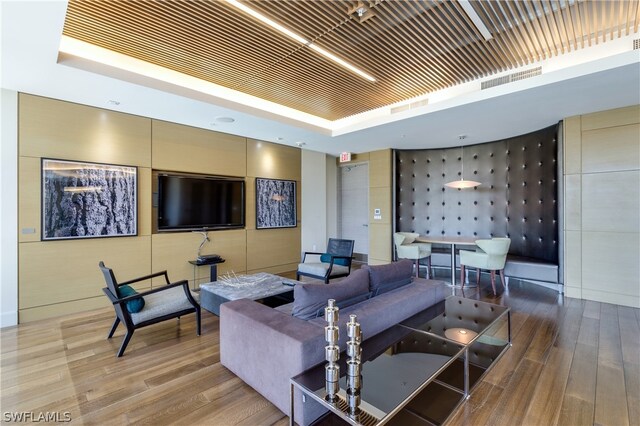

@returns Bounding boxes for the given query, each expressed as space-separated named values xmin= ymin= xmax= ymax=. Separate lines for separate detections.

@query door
xmin=339 ymin=163 xmax=369 ymax=260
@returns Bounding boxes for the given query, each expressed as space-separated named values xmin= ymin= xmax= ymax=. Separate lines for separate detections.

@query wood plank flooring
xmin=1 ymin=272 xmax=638 ymax=425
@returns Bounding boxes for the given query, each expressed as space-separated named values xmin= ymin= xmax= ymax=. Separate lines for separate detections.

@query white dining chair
xmin=394 ymin=232 xmax=432 ymax=278
xmin=459 ymin=238 xmax=511 ymax=295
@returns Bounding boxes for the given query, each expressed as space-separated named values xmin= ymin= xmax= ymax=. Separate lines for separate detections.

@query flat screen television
xmin=157 ymin=173 xmax=245 ymax=231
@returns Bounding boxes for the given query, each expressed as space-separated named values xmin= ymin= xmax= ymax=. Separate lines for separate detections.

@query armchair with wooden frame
xmin=99 ymin=261 xmax=201 ymax=357
xmin=296 ymin=238 xmax=355 ymax=284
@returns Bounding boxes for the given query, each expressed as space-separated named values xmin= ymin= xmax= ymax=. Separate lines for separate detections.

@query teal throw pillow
xmin=118 ymin=285 xmax=145 ymax=313
xmin=320 ymin=253 xmax=349 ymax=266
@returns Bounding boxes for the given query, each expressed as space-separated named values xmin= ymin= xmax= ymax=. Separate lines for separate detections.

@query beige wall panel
xmin=369 ymin=187 xmax=391 ymax=225
xmin=152 ymin=120 xmax=246 ymax=176
xmin=19 ymin=94 xmax=151 ymax=167
xmin=138 ymin=167 xmax=152 ymax=236
xmin=563 ymin=116 xmax=582 ymax=175
xmin=368 ymin=258 xmax=391 ymax=266
xmin=369 ymin=150 xmax=392 ymax=188
xmin=151 ymin=230 xmax=246 ymax=286
xmin=582 ymin=231 xmax=640 ymax=297
xmin=369 ymin=223 xmax=392 ymax=262
xmin=19 ymin=236 xmax=151 ymax=309
xmin=581 ymin=124 xmax=640 ymax=173
xmin=18 ymin=157 xmax=41 ymax=242
xmin=245 ymin=177 xmax=256 ymax=230
xmin=19 ymin=296 xmax=110 ymax=323
xmin=246 ymin=228 xmax=301 ymax=271
xmin=247 ymin=262 xmax=300 ymax=276
xmin=582 ymin=288 xmax=640 ymax=309
xmin=582 ymin=171 xmax=640 ymax=233
xmin=564 ymin=174 xmax=581 ymax=231
xmin=368 ymin=149 xmax=392 ymax=264
xmin=564 ymin=230 xmax=582 ymax=289
xmin=581 ymin=105 xmax=640 ymax=131
xmin=246 ymin=139 xmax=301 ymax=181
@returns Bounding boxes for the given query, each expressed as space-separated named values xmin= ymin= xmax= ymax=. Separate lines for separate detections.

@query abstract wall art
xmin=42 ymin=159 xmax=137 ymax=240
xmin=255 ymin=177 xmax=297 ymax=229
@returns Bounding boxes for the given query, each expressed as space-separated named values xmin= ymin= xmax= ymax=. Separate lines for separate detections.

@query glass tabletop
xmin=401 ymin=296 xmax=511 ymax=373
xmin=292 ymin=324 xmax=466 ymax=424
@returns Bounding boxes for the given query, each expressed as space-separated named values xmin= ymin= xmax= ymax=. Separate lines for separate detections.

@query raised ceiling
xmin=62 ymin=1 xmax=640 ymax=121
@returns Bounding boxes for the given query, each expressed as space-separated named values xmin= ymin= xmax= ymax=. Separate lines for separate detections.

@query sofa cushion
xmin=309 ymin=278 xmax=449 ymax=347
xmin=362 ymin=260 xmax=414 ymax=296
xmin=292 ymin=269 xmax=369 ymax=320
xmin=320 ymin=253 xmax=350 ymax=266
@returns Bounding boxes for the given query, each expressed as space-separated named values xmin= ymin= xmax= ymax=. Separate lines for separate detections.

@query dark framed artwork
xmin=255 ymin=178 xmax=297 ymax=229
xmin=42 ymin=158 xmax=137 ymax=240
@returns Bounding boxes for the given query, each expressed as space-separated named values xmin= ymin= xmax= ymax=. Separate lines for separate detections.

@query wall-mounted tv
xmin=157 ymin=172 xmax=245 ymax=231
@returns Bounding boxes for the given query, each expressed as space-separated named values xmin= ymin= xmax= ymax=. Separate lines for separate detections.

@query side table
xmin=188 ymin=258 xmax=225 ymax=290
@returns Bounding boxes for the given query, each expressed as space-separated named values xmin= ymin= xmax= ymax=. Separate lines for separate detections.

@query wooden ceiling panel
xmin=62 ymin=0 xmax=639 ymax=120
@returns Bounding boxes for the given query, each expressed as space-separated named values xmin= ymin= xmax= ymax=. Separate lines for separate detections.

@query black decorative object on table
xmin=188 ymin=257 xmax=225 ymax=283
xmin=42 ymin=159 xmax=137 ymax=240
xmin=255 ymin=177 xmax=297 ymax=229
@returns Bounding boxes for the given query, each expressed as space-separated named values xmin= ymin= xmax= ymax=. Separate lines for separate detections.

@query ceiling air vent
xmin=634 ymin=39 xmax=640 ymax=50
xmin=481 ymin=66 xmax=542 ymax=90
xmin=390 ymin=99 xmax=428 ymax=114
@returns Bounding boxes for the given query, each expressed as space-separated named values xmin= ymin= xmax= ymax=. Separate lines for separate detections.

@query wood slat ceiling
xmin=62 ymin=0 xmax=640 ymax=121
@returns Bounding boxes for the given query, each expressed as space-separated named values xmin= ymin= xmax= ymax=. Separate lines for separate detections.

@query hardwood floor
xmin=1 ymin=272 xmax=638 ymax=426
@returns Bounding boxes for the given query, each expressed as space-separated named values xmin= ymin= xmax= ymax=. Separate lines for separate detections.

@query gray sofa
xmin=220 ymin=260 xmax=449 ymax=425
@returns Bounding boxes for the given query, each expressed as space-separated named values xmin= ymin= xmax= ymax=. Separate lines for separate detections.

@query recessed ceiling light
xmin=215 ymin=116 xmax=235 ymax=123
xmin=458 ymin=134 xmax=468 ymax=140
xmin=295 ymin=142 xmax=306 ymax=148
xmin=276 ymin=137 xmax=284 ymax=141
xmin=108 ymin=100 xmax=120 ymax=105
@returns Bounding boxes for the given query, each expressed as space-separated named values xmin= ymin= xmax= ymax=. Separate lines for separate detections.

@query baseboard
xmin=353 ymin=253 xmax=368 ymax=263
xmin=507 ymin=278 xmax=564 ymax=294
xmin=0 ymin=310 xmax=18 ymax=328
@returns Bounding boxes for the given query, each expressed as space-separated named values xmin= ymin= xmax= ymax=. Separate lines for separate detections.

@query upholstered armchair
xmin=459 ymin=238 xmax=511 ymax=295
xmin=297 ymin=238 xmax=355 ymax=284
xmin=393 ymin=232 xmax=432 ymax=278
xmin=99 ymin=261 xmax=201 ymax=357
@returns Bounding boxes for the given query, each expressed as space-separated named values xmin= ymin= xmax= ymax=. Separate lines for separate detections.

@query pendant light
xmin=445 ymin=145 xmax=481 ymax=189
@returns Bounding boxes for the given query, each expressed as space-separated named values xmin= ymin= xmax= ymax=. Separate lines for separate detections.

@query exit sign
xmin=340 ymin=152 xmax=352 ymax=162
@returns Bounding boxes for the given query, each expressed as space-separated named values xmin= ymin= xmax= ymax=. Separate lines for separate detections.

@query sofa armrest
xmin=220 ymin=299 xmax=326 ymax=422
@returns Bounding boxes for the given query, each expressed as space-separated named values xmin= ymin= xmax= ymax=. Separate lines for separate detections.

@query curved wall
xmin=395 ymin=124 xmax=558 ymax=263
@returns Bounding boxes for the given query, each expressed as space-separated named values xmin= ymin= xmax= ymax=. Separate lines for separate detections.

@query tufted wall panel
xmin=396 ymin=125 xmax=558 ymax=264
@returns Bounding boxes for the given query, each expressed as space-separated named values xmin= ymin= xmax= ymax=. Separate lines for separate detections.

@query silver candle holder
xmin=345 ymin=314 xmax=362 ymax=418
xmin=324 ymin=299 xmax=340 ymax=403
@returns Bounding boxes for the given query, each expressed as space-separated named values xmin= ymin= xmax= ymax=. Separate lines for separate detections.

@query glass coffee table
xmin=290 ymin=296 xmax=510 ymax=426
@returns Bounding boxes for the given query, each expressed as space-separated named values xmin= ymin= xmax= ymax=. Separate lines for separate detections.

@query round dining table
xmin=414 ymin=235 xmax=477 ymax=286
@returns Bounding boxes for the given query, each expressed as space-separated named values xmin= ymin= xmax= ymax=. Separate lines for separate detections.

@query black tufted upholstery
xmin=395 ymin=124 xmax=558 ymax=265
